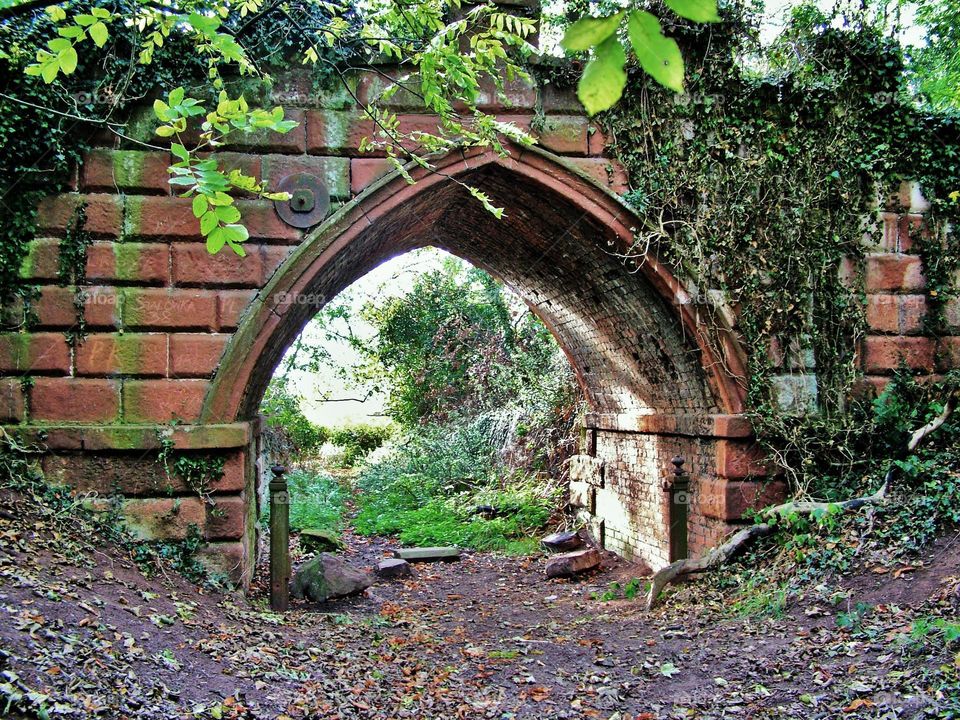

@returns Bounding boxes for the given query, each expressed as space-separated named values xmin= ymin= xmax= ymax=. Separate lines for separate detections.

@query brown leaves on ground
xmin=1 ymin=485 xmax=959 ymax=719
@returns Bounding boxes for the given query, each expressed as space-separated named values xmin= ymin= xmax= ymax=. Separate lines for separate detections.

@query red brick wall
xmin=4 ymin=72 xmax=951 ymax=580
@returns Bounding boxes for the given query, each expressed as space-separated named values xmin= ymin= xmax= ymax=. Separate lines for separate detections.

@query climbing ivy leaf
xmin=577 ymin=35 xmax=627 ymax=116
xmin=628 ymin=10 xmax=685 ymax=93
xmin=665 ymin=0 xmax=721 ymax=23
xmin=560 ymin=12 xmax=623 ymax=52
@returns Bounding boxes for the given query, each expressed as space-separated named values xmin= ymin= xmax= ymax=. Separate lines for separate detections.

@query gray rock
xmin=299 ymin=528 xmax=344 ymax=553
xmin=291 ymin=553 xmax=373 ymax=602
xmin=377 ymin=558 xmax=413 ymax=579
xmin=541 ymin=530 xmax=583 ymax=553
xmin=393 ymin=546 xmax=461 ymax=562
xmin=545 ymin=547 xmax=601 ymax=579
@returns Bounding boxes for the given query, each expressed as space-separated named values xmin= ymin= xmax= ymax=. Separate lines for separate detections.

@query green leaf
xmin=187 ymin=12 xmax=220 ymax=35
xmin=192 ymin=195 xmax=208 ymax=218
xmin=58 ymin=46 xmax=78 ymax=75
xmin=222 ymin=224 xmax=249 ymax=244
xmin=664 ymin=0 xmax=720 ymax=23
xmin=206 ymin=226 xmax=227 ymax=254
xmin=155 ymin=125 xmax=175 ymax=137
xmin=577 ymin=35 xmax=627 ymax=116
xmin=215 ymin=205 xmax=241 ymax=223
xmin=89 ymin=21 xmax=108 ymax=47
xmin=200 ymin=210 xmax=219 ymax=235
xmin=627 ymin=10 xmax=684 ymax=93
xmin=560 ymin=12 xmax=623 ymax=52
xmin=169 ymin=86 xmax=185 ymax=107
xmin=171 ymin=143 xmax=189 ymax=161
xmin=40 ymin=59 xmax=59 ymax=83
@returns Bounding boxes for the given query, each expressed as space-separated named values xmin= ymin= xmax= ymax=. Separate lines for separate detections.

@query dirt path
xmin=1 ymin=487 xmax=958 ymax=719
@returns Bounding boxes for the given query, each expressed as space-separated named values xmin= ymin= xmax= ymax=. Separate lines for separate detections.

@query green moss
xmin=112 ymin=243 xmax=143 ymax=281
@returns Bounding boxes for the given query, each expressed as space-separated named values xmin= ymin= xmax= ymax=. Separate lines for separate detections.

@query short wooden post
xmin=269 ymin=464 xmax=290 ymax=612
xmin=664 ymin=456 xmax=690 ymax=562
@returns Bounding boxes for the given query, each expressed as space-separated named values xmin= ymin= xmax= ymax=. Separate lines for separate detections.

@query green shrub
xmin=327 ymin=423 xmax=393 ymax=467
xmin=261 ymin=378 xmax=328 ymax=459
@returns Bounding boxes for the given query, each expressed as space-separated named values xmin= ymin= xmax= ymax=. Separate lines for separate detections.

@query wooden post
xmin=664 ymin=456 xmax=690 ymax=563
xmin=269 ymin=464 xmax=290 ymax=612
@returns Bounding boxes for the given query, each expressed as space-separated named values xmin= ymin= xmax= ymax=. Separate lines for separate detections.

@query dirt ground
xmin=1 ymin=487 xmax=959 ymax=719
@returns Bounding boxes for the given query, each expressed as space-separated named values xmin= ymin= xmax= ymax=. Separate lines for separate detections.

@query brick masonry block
xmin=217 ymin=290 xmax=257 ymax=331
xmin=31 ymin=286 xmax=121 ymax=330
xmin=75 ymin=333 xmax=167 ymax=377
xmin=234 ymin=200 xmax=303 ymax=243
xmin=121 ymin=497 xmax=207 ymax=541
xmin=124 ymin=196 xmax=198 ymax=240
xmin=81 ymin=149 xmax=172 ymax=194
xmin=36 ymin=194 xmax=123 ymax=238
xmin=86 ymin=242 xmax=169 ymax=284
xmin=218 ymin=451 xmax=247 ymax=493
xmin=206 ymin=495 xmax=245 ymax=540
xmin=937 ymin=337 xmax=960 ymax=372
xmin=122 ymin=288 xmax=218 ymax=331
xmin=122 ymin=379 xmax=210 ymax=423
xmin=42 ymin=452 xmax=244 ymax=496
xmin=0 ymin=379 xmax=25 ymax=422
xmin=171 ymin=242 xmax=263 ymax=288
xmin=566 ymin=158 xmax=629 ymax=194
xmin=569 ymin=455 xmax=605 ymax=487
xmin=539 ymin=83 xmax=583 ymax=114
xmin=169 ymin=333 xmax=230 ymax=378
xmin=221 ymin=108 xmax=305 ymax=153
xmin=699 ymin=478 xmax=787 ymax=520
xmin=350 ymin=158 xmax=394 ymax=194
xmin=862 ymin=335 xmax=935 ymax=374
xmin=262 ymin=245 xmax=295 ymax=281
xmin=897 ymin=214 xmax=926 ymax=253
xmin=31 ymin=378 xmax=120 ymax=422
xmin=537 ymin=115 xmax=589 ymax=155
xmin=0 ymin=333 xmax=70 ymax=374
xmin=19 ymin=238 xmax=61 ymax=281
xmin=865 ymin=294 xmax=927 ymax=335
xmin=587 ymin=122 xmax=609 ymax=156
xmin=196 ymin=541 xmax=245 ymax=581
xmin=261 ymin=154 xmax=351 ymax=200
xmin=305 ymin=110 xmax=372 ymax=156
xmin=864 ymin=253 xmax=926 ymax=293
xmin=715 ymin=440 xmax=769 ymax=479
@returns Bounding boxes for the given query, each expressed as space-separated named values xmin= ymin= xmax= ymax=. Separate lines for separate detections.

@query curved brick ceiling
xmin=229 ymin=162 xmax=719 ymax=420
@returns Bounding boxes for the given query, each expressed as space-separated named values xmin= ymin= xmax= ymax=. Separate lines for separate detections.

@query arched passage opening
xmin=203 ymin=145 xmax=754 ymax=576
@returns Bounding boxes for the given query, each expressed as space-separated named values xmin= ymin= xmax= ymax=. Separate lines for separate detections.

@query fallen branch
xmin=644 ymin=397 xmax=955 ymax=610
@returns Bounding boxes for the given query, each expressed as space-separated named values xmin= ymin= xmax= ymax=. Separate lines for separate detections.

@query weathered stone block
xmin=122 ymin=379 xmax=210 ymax=423
xmin=568 ymin=480 xmax=594 ymax=511
xmin=31 ymin=379 xmax=120 ymax=422
xmin=121 ymin=497 xmax=206 ymax=541
xmin=569 ymin=454 xmax=605 ymax=487
xmin=122 ymin=288 xmax=218 ymax=331
xmin=0 ymin=333 xmax=70 ymax=374
xmin=545 ymin=547 xmax=600 ymax=578
xmin=864 ymin=253 xmax=925 ymax=293
xmin=699 ymin=478 xmax=787 ymax=521
xmin=169 ymin=334 xmax=230 ymax=378
xmin=75 ymin=333 xmax=167 ymax=377
xmin=861 ymin=335 xmax=935 ymax=374
xmin=81 ymin=149 xmax=172 ymax=194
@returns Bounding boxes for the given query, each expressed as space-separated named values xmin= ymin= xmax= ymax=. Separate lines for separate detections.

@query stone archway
xmin=203 ymin=145 xmax=763 ymax=578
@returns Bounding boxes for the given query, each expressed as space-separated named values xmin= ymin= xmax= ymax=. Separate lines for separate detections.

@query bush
xmin=327 ymin=423 xmax=393 ymax=467
xmin=261 ymin=378 xmax=328 ymax=460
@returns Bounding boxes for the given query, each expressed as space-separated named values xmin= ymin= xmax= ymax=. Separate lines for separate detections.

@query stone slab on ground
xmin=377 ymin=558 xmax=413 ymax=579
xmin=393 ymin=547 xmax=461 ymax=562
xmin=541 ymin=530 xmax=583 ymax=553
xmin=545 ymin=547 xmax=601 ymax=578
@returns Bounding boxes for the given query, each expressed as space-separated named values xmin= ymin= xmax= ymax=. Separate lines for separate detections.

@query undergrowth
xmin=711 ymin=371 xmax=960 ymax=615
xmin=352 ymin=416 xmax=560 ymax=554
